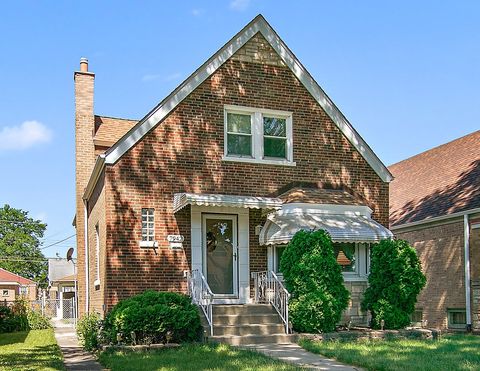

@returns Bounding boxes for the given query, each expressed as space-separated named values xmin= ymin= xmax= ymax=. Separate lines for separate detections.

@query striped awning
xmin=173 ymin=193 xmax=283 ymax=213
xmin=259 ymin=205 xmax=392 ymax=245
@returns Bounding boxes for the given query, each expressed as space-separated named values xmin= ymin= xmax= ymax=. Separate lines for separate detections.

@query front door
xmin=202 ymin=214 xmax=238 ymax=298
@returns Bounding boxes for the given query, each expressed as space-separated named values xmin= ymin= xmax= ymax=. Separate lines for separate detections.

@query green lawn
xmin=0 ymin=329 xmax=64 ymax=371
xmin=299 ymin=334 xmax=480 ymax=371
xmin=99 ymin=343 xmax=303 ymax=371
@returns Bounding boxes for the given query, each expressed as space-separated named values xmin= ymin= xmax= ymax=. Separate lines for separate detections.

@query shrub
xmin=361 ymin=239 xmax=426 ymax=329
xmin=280 ymin=230 xmax=350 ymax=333
xmin=77 ymin=312 xmax=101 ymax=351
xmin=103 ymin=291 xmax=202 ymax=345
xmin=26 ymin=309 xmax=51 ymax=330
xmin=0 ymin=306 xmax=19 ymax=333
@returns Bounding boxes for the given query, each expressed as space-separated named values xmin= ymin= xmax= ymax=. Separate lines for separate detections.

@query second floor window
xmin=141 ymin=208 xmax=155 ymax=242
xmin=224 ymin=105 xmax=294 ymax=165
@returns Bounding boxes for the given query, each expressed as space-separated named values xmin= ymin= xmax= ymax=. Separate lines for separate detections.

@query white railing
xmin=187 ymin=269 xmax=214 ymax=336
xmin=251 ymin=271 xmax=290 ymax=334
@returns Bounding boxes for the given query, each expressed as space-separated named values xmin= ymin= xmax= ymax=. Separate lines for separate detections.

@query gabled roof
xmin=389 ymin=130 xmax=480 ymax=227
xmin=101 ymin=14 xmax=392 ymax=183
xmin=0 ymin=268 xmax=36 ymax=285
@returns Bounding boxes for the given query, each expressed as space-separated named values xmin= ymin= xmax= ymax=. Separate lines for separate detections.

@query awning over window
xmin=173 ymin=193 xmax=283 ymax=213
xmin=259 ymin=204 xmax=393 ymax=245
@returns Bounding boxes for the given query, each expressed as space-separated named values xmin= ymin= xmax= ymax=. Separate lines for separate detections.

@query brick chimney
xmin=74 ymin=57 xmax=95 ymax=315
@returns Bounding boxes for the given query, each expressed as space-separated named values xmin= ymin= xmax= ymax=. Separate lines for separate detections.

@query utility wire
xmin=40 ymin=234 xmax=76 ymax=250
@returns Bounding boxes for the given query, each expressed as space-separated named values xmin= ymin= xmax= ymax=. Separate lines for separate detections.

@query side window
xmin=263 ymin=116 xmax=287 ymax=159
xmin=447 ymin=309 xmax=466 ymax=329
xmin=141 ymin=208 xmax=155 ymax=242
xmin=226 ymin=113 xmax=253 ymax=157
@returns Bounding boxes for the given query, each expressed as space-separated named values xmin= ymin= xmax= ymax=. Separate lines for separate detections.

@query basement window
xmin=223 ymin=105 xmax=294 ymax=166
xmin=447 ymin=309 xmax=466 ymax=329
xmin=410 ymin=309 xmax=423 ymax=327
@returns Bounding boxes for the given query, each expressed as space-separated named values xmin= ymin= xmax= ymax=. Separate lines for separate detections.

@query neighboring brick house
xmin=0 ymin=268 xmax=37 ymax=303
xmin=389 ymin=130 xmax=480 ymax=331
xmin=74 ymin=15 xmax=393 ymax=332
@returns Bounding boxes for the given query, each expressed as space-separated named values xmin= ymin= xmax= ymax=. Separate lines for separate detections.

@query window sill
xmin=343 ymin=275 xmax=368 ymax=282
xmin=139 ymin=241 xmax=158 ymax=248
xmin=222 ymin=156 xmax=296 ymax=167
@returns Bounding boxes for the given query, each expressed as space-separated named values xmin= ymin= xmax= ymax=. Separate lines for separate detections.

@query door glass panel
xmin=205 ymin=218 xmax=234 ymax=295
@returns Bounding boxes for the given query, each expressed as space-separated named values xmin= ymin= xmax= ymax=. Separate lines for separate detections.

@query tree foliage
xmin=280 ymin=230 xmax=350 ymax=333
xmin=361 ymin=239 xmax=426 ymax=329
xmin=0 ymin=204 xmax=48 ymax=287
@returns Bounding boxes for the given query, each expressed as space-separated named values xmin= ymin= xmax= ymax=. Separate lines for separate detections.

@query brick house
xmin=389 ymin=130 xmax=480 ymax=331
xmin=74 ymin=15 xmax=393 ymax=340
xmin=0 ymin=268 xmax=37 ymax=303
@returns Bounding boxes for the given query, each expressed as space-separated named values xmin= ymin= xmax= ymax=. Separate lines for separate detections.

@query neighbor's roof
xmin=53 ymin=274 xmax=76 ymax=283
xmin=278 ymin=187 xmax=366 ymax=206
xmin=389 ymin=130 xmax=480 ymax=227
xmin=94 ymin=115 xmax=137 ymax=148
xmin=0 ymin=268 xmax=36 ymax=285
xmin=97 ymin=14 xmax=392 ymax=183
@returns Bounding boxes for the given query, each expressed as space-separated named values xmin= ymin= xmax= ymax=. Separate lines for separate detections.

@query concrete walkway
xmin=241 ymin=343 xmax=362 ymax=370
xmin=53 ymin=322 xmax=103 ymax=371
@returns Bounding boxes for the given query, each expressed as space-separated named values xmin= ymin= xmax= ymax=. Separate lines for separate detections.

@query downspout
xmin=84 ymin=200 xmax=90 ymax=313
xmin=464 ymin=214 xmax=472 ymax=332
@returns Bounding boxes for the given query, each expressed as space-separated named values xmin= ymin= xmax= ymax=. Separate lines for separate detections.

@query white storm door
xmin=202 ymin=214 xmax=238 ymax=298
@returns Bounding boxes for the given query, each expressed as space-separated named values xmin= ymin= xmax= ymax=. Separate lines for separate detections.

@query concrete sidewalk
xmin=241 ymin=343 xmax=362 ymax=370
xmin=53 ymin=323 xmax=103 ymax=371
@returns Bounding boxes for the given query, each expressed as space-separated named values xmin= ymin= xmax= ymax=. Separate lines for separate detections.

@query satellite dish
xmin=66 ymin=247 xmax=74 ymax=262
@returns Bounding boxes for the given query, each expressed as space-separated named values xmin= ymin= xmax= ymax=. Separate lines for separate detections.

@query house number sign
xmin=167 ymin=235 xmax=184 ymax=249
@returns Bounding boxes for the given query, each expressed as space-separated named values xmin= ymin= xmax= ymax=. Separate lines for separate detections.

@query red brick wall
xmin=99 ymin=33 xmax=388 ymax=310
xmin=395 ymin=221 xmax=466 ymax=329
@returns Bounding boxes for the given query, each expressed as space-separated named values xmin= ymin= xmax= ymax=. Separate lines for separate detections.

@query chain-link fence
xmin=0 ymin=297 xmax=77 ymax=327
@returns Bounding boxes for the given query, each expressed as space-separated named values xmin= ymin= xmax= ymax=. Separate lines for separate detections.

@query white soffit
xmin=173 ymin=193 xmax=282 ymax=213
xmin=259 ymin=204 xmax=393 ymax=245
xmin=104 ymin=15 xmax=393 ymax=183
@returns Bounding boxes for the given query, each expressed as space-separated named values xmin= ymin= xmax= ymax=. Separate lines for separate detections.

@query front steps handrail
xmin=187 ymin=269 xmax=213 ymax=336
xmin=251 ymin=271 xmax=290 ymax=334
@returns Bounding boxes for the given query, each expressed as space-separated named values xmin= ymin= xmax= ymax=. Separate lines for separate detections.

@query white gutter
xmin=464 ymin=214 xmax=472 ymax=331
xmin=83 ymin=200 xmax=89 ymax=313
xmin=391 ymin=207 xmax=480 ymax=231
xmin=83 ymin=154 xmax=106 ymax=201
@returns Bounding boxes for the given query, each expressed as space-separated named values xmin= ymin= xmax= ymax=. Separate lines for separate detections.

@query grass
xmin=0 ymin=329 xmax=64 ymax=371
xmin=299 ymin=334 xmax=480 ymax=371
xmin=98 ymin=343 xmax=303 ymax=371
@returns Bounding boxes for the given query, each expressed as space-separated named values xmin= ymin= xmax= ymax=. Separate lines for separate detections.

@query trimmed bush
xmin=102 ymin=291 xmax=202 ymax=345
xmin=77 ymin=312 xmax=101 ymax=351
xmin=361 ymin=239 xmax=426 ymax=329
xmin=280 ymin=230 xmax=350 ymax=333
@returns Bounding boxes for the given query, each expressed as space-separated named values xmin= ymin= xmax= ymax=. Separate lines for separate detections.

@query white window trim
xmin=223 ymin=105 xmax=295 ymax=166
xmin=95 ymin=224 xmax=100 ymax=287
xmin=268 ymin=242 xmax=370 ymax=281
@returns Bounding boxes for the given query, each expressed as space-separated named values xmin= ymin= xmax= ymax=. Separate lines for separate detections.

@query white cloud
xmin=191 ymin=8 xmax=205 ymax=17
xmin=164 ymin=72 xmax=182 ymax=82
xmin=142 ymin=72 xmax=182 ymax=83
xmin=142 ymin=74 xmax=162 ymax=82
xmin=230 ymin=0 xmax=250 ymax=11
xmin=0 ymin=121 xmax=52 ymax=151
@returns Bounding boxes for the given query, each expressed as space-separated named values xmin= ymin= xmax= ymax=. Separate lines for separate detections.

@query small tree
xmin=361 ymin=239 xmax=426 ymax=329
xmin=280 ymin=230 xmax=350 ymax=333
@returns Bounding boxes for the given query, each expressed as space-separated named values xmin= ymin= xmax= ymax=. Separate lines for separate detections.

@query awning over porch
xmin=173 ymin=192 xmax=283 ymax=213
xmin=259 ymin=204 xmax=393 ymax=245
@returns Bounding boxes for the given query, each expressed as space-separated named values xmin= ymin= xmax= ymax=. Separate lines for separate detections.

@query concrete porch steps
xmin=204 ymin=304 xmax=294 ymax=345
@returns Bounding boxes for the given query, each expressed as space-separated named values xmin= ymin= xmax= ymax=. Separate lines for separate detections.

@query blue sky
xmin=0 ymin=1 xmax=478 ymax=258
